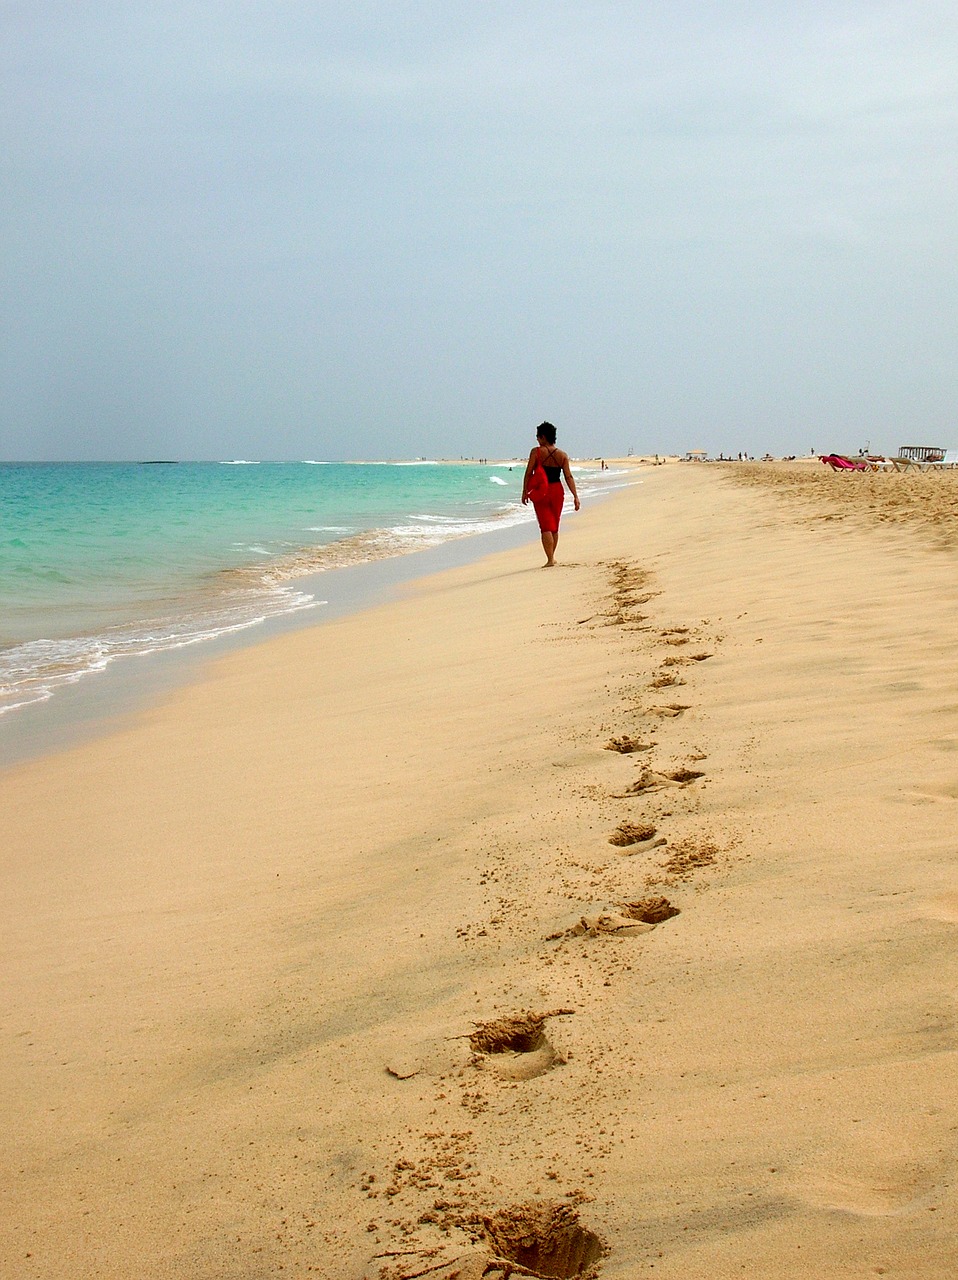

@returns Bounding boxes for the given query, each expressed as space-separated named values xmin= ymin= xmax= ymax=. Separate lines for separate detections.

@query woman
xmin=521 ymin=421 xmax=580 ymax=567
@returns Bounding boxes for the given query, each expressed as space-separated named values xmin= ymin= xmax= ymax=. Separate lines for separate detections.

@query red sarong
xmin=532 ymin=482 xmax=564 ymax=533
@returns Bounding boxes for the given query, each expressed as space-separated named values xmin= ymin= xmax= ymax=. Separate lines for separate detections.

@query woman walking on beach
xmin=521 ymin=422 xmax=580 ymax=567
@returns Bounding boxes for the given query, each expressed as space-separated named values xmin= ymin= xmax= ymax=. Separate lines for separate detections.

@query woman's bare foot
xmin=540 ymin=531 xmax=558 ymax=566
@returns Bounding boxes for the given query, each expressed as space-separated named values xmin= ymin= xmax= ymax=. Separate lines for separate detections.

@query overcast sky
xmin=2 ymin=2 xmax=956 ymax=461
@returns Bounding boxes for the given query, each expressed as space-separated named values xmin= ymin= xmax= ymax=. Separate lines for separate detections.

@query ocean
xmin=0 ymin=458 xmax=618 ymax=719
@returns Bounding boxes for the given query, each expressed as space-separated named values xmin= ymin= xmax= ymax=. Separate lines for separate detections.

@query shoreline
xmin=0 ymin=460 xmax=646 ymax=768
xmin=0 ymin=509 xmax=541 ymax=770
xmin=0 ymin=467 xmax=644 ymax=771
xmin=4 ymin=464 xmax=958 ymax=1277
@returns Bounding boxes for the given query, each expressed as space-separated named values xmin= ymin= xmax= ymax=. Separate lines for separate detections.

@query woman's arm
xmin=521 ymin=447 xmax=538 ymax=505
xmin=562 ymin=455 xmax=581 ymax=510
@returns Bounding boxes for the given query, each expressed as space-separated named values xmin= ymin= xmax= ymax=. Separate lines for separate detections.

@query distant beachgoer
xmin=521 ymin=421 xmax=580 ymax=567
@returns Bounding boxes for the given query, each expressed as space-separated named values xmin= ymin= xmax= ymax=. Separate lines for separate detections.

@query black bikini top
xmin=539 ymin=448 xmax=562 ymax=484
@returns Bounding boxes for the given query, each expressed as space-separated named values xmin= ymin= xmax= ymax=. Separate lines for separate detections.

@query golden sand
xmin=2 ymin=462 xmax=958 ymax=1278
xmin=732 ymin=457 xmax=958 ymax=547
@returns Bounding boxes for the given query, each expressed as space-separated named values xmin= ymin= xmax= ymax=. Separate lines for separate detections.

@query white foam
xmin=408 ymin=512 xmax=471 ymax=524
xmin=0 ymin=589 xmax=322 ymax=716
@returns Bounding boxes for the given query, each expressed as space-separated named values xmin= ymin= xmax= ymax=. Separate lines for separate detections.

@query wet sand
xmin=3 ymin=461 xmax=958 ymax=1278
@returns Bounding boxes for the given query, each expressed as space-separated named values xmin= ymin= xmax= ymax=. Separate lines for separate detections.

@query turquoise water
xmin=1 ymin=459 xmax=615 ymax=716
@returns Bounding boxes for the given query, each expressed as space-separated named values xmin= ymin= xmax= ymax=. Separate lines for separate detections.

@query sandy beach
xmin=3 ymin=461 xmax=958 ymax=1279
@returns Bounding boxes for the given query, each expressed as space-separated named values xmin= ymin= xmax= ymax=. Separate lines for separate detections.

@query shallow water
xmin=1 ymin=458 xmax=628 ymax=724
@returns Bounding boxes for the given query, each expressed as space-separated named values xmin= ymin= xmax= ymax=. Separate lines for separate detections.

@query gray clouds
xmin=2 ymin=2 xmax=956 ymax=459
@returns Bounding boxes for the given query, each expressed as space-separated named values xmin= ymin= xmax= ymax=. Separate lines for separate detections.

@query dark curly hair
xmin=536 ymin=421 xmax=557 ymax=445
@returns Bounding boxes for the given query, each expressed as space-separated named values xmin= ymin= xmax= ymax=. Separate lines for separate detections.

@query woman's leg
xmin=540 ymin=530 xmax=556 ymax=565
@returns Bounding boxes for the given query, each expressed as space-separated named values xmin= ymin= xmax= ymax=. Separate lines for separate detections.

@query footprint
xmin=648 ymin=703 xmax=691 ymax=718
xmin=548 ymin=897 xmax=679 ymax=940
xmin=552 ymin=911 xmax=656 ymax=939
xmin=619 ymin=896 xmax=680 ymax=924
xmin=469 ymin=1010 xmax=572 ymax=1081
xmin=482 ymin=1201 xmax=605 ymax=1277
xmin=608 ymin=821 xmax=660 ymax=846
xmin=659 ymin=628 xmax=694 ymax=648
xmin=371 ymin=1203 xmax=605 ymax=1280
xmin=655 ymin=839 xmax=719 ymax=881
xmin=612 ymin=767 xmax=704 ymax=797
xmin=649 ymin=673 xmax=686 ymax=689
xmin=615 ymin=836 xmax=667 ymax=857
xmin=668 ymin=767 xmax=705 ymax=783
xmin=609 ymin=822 xmax=667 ymax=855
xmin=604 ymin=735 xmax=655 ymax=754
xmin=611 ymin=774 xmax=659 ymax=797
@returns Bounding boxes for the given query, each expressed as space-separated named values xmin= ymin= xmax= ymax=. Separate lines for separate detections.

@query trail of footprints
xmin=365 ymin=560 xmax=724 ymax=1280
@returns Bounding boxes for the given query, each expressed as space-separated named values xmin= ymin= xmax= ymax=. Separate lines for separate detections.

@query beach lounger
xmin=926 ymin=449 xmax=958 ymax=470
xmin=889 ymin=455 xmax=929 ymax=472
xmin=820 ymin=454 xmax=868 ymax=472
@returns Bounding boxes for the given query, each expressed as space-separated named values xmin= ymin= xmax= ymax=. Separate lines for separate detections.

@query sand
xmin=3 ymin=461 xmax=958 ymax=1278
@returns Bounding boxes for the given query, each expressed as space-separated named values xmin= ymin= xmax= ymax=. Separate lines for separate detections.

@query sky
xmin=2 ymin=2 xmax=956 ymax=462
